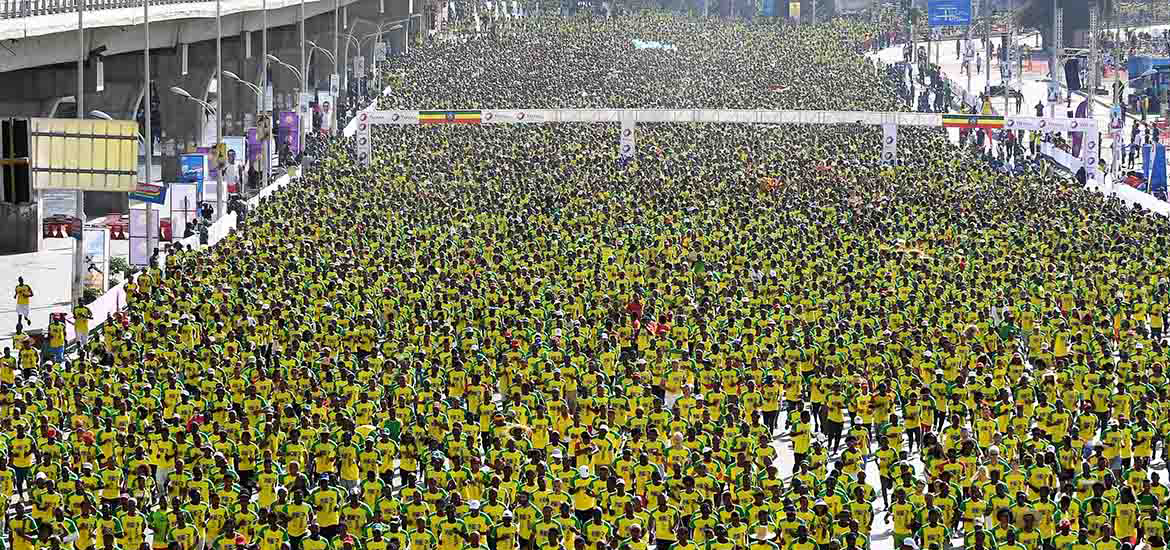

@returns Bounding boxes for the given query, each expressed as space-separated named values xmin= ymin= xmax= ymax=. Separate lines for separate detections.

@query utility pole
xmin=1004 ymin=0 xmax=1012 ymax=115
xmin=1051 ymin=0 xmax=1063 ymax=118
xmin=333 ymin=0 xmax=339 ymax=135
xmin=984 ymin=0 xmax=990 ymax=96
xmin=262 ymin=0 xmax=269 ymax=191
xmin=215 ymin=0 xmax=224 ymax=221
xmin=967 ymin=0 xmax=977 ymax=106
xmin=144 ymin=0 xmax=154 ymax=257
xmin=1088 ymin=0 xmax=1098 ymax=116
xmin=72 ymin=0 xmax=85 ymax=305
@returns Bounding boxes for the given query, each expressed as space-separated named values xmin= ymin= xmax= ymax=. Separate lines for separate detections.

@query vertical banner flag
xmin=318 ymin=91 xmax=336 ymax=132
xmin=1152 ymin=144 xmax=1168 ymax=198
xmin=129 ymin=208 xmax=159 ymax=267
xmin=620 ymin=120 xmax=637 ymax=160
xmin=356 ymin=112 xmax=372 ymax=166
xmin=1143 ymin=144 xmax=1153 ymax=181
xmin=881 ymin=124 xmax=898 ymax=166
xmin=82 ymin=227 xmax=109 ymax=292
xmin=1083 ymin=129 xmax=1099 ymax=183
xmin=279 ymin=112 xmax=302 ymax=154
xmin=169 ymin=183 xmax=199 ymax=241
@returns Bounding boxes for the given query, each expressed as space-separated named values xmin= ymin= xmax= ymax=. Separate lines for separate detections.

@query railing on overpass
xmin=0 ymin=0 xmax=207 ymax=19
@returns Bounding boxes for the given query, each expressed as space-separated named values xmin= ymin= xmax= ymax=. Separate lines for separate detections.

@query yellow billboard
xmin=30 ymin=118 xmax=139 ymax=191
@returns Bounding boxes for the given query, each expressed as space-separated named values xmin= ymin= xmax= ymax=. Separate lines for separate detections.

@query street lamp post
xmin=223 ymin=70 xmax=266 ymax=193
xmin=215 ymin=0 xmax=224 ymax=221
xmin=91 ymin=110 xmax=152 ymax=256
xmin=262 ymin=0 xmax=270 ymax=194
xmin=266 ymin=54 xmax=304 ymax=165
xmin=300 ymin=0 xmax=307 ymax=160
xmin=333 ymin=0 xmax=340 ymax=134
xmin=73 ymin=0 xmax=85 ymax=305
xmin=169 ymin=86 xmax=219 ymax=214
xmin=143 ymin=0 xmax=154 ymax=258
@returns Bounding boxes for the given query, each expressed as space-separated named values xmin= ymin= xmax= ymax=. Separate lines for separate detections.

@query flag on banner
xmin=419 ymin=110 xmax=483 ymax=124
xmin=1152 ymin=144 xmax=1167 ymax=198
xmin=941 ymin=114 xmax=1004 ymax=129
xmin=1071 ymin=99 xmax=1089 ymax=157
xmin=128 ymin=182 xmax=167 ymax=205
xmin=1143 ymin=144 xmax=1152 ymax=181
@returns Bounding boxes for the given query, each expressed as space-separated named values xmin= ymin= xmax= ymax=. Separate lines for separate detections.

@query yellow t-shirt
xmin=15 ymin=284 xmax=32 ymax=305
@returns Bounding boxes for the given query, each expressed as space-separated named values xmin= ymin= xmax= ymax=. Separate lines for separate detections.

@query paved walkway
xmin=870 ymin=34 xmax=1170 ymax=216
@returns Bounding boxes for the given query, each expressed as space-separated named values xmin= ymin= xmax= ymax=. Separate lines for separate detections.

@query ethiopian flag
xmin=418 ymin=110 xmax=482 ymax=124
xmin=941 ymin=114 xmax=1005 ymax=129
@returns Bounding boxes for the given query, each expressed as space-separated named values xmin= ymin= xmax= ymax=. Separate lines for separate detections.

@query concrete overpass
xmin=0 ymin=0 xmax=424 ymax=253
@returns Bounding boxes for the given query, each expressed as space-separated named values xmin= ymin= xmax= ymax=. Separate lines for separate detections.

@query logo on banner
xmin=446 ymin=113 xmax=456 ymax=122
xmin=392 ymin=113 xmax=401 ymax=122
xmin=885 ymin=136 xmax=894 ymax=144
xmin=623 ymin=129 xmax=632 ymax=137
xmin=517 ymin=112 xmax=526 ymax=120
xmin=484 ymin=112 xmax=494 ymax=121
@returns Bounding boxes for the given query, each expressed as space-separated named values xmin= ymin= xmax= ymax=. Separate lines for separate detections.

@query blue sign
xmin=179 ymin=153 xmax=206 ymax=195
xmin=928 ymin=0 xmax=971 ymax=26
xmin=761 ymin=0 xmax=777 ymax=17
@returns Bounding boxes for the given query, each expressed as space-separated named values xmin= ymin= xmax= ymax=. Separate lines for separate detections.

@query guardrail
xmin=0 ymin=0 xmax=211 ymax=19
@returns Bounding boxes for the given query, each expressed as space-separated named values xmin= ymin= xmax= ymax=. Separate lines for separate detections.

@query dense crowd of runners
xmin=5 ymin=12 xmax=1170 ymax=550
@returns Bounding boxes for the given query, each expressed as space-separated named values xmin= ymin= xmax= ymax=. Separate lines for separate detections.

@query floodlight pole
xmin=144 ymin=0 xmax=155 ymax=260
xmin=216 ymin=0 xmax=224 ymax=220
xmin=73 ymin=0 xmax=85 ymax=305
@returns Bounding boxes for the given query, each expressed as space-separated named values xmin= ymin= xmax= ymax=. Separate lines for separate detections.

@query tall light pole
xmin=1004 ymin=0 xmax=1012 ymax=116
xmin=1051 ymin=0 xmax=1063 ymax=118
xmin=267 ymin=54 xmax=304 ymax=156
xmin=300 ymin=0 xmax=307 ymax=158
xmin=215 ymin=0 xmax=224 ymax=220
xmin=143 ymin=0 xmax=154 ymax=258
xmin=91 ymin=110 xmax=152 ymax=252
xmin=262 ymin=0 xmax=270 ymax=193
xmin=222 ymin=70 xmax=264 ymax=192
xmin=1088 ymin=0 xmax=1099 ymax=117
xmin=170 ymin=87 xmax=218 ymax=209
xmin=72 ymin=0 xmax=85 ymax=305
xmin=333 ymin=0 xmax=340 ymax=134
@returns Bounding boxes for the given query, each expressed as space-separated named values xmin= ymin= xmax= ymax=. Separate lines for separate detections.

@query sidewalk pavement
xmin=870 ymin=34 xmax=1170 ymax=216
xmin=1 ymin=80 xmax=388 ymax=351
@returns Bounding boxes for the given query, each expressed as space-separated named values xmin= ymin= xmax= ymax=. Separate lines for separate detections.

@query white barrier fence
xmin=354 ymin=109 xmax=1101 ymax=182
